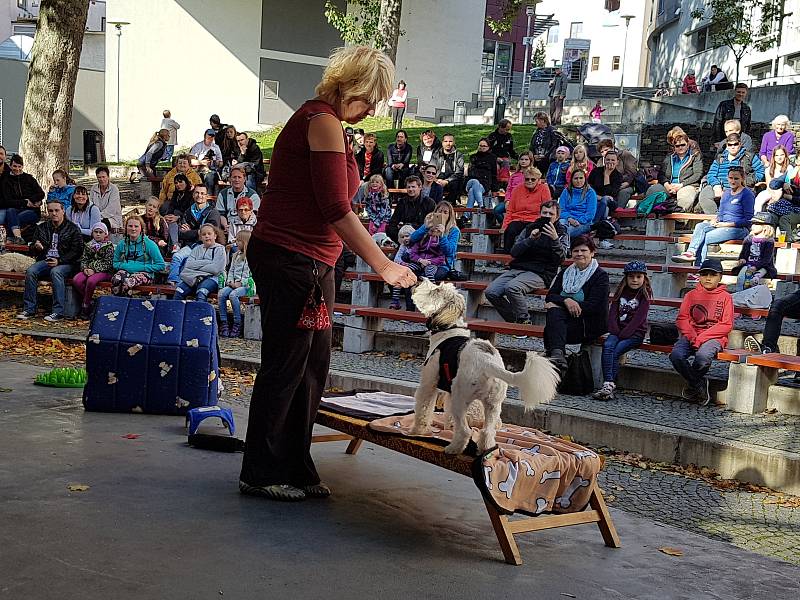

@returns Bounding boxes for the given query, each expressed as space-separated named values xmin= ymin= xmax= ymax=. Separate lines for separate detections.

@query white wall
xmin=394 ymin=0 xmax=484 ymax=118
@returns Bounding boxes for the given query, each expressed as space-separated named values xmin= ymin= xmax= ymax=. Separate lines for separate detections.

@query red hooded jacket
xmin=676 ymin=283 xmax=733 ymax=348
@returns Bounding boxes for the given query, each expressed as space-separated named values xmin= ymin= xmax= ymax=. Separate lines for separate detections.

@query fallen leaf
xmin=121 ymin=434 xmax=141 ymax=439
xmin=67 ymin=484 xmax=90 ymax=492
xmin=604 ymin=494 xmax=616 ymax=502
xmin=657 ymin=547 xmax=683 ymax=557
xmin=558 ymin=434 xmax=574 ymax=442
xmin=0 ymin=387 xmax=12 ymax=392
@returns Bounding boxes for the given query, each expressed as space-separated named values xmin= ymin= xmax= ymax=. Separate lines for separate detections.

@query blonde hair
xmin=666 ymin=126 xmax=689 ymax=146
xmin=515 ymin=151 xmax=534 ymax=170
xmin=430 ymin=200 xmax=457 ymax=234
xmin=124 ymin=213 xmax=146 ymax=241
xmin=569 ymin=144 xmax=589 ymax=172
xmin=315 ymin=46 xmax=395 ymax=107
xmin=367 ymin=174 xmax=388 ymax=197
xmin=144 ymin=196 xmax=163 ymax=229
xmin=524 ymin=166 xmax=542 ymax=179
xmin=753 ymin=223 xmax=776 ymax=238
xmin=771 ymin=114 xmax=791 ymax=130
xmin=235 ymin=229 xmax=251 ymax=256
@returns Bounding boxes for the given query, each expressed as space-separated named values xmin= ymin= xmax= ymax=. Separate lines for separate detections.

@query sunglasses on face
xmin=524 ymin=177 xmax=537 ymax=182
xmin=727 ymin=143 xmax=740 ymax=147
xmin=673 ymin=143 xmax=687 ymax=148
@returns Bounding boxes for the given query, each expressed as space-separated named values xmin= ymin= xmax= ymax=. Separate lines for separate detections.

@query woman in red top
xmin=389 ymin=80 xmax=407 ymax=129
xmin=240 ymin=46 xmax=416 ymax=502
xmin=501 ymin=167 xmax=551 ymax=251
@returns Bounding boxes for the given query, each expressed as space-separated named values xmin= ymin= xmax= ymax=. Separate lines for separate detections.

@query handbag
xmin=296 ymin=265 xmax=331 ymax=331
xmin=649 ymin=323 xmax=679 ymax=346
xmin=445 ymin=269 xmax=468 ymax=281
xmin=557 ymin=350 xmax=594 ymax=395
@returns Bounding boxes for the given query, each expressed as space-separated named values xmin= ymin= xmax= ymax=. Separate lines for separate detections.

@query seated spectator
xmin=596 ymin=139 xmax=638 ymax=207
xmin=233 ymin=130 xmax=266 ymax=190
xmin=218 ymin=229 xmax=253 ymax=338
xmin=501 ymin=166 xmax=551 ymax=251
xmin=487 ymin=119 xmax=517 ymax=182
xmin=47 ymin=169 xmax=76 ymax=212
xmin=110 ymin=214 xmax=166 ymax=297
xmin=464 ymin=139 xmax=498 ymax=222
xmin=645 ymin=127 xmax=704 ymax=212
xmin=227 ymin=196 xmax=257 ymax=245
xmin=406 ymin=201 xmax=460 ymax=281
xmin=559 ymin=170 xmax=603 ymax=239
xmin=384 ymin=129 xmax=412 ymax=187
xmin=670 ymin=259 xmax=733 ymax=406
xmin=159 ymin=154 xmax=202 ymax=204
xmin=431 ymin=133 xmax=465 ymax=205
xmin=415 ymin=129 xmax=442 ymax=168
xmin=355 ymin=132 xmax=385 ymax=182
xmin=219 ymin=125 xmax=240 ymax=171
xmin=681 ymin=69 xmax=699 ymax=94
xmin=759 ymin=115 xmax=795 ymax=167
xmin=587 ymin=150 xmax=622 ymax=210
xmin=143 ymin=196 xmax=170 ymax=255
xmin=546 ymin=146 xmax=571 ymax=199
xmin=363 ymin=174 xmax=392 ymax=235
xmin=764 ymin=164 xmax=800 ymax=241
xmin=529 ymin=112 xmax=558 ymax=175
xmin=701 ymin=65 xmax=732 ymax=92
xmin=66 ymin=185 xmax=102 ymax=240
xmin=487 ymin=201 xmax=567 ymax=324
xmin=697 ymin=133 xmax=763 ymax=215
xmin=0 ymin=153 xmax=44 ymax=244
xmin=543 ymin=235 xmax=610 ymax=369
xmin=755 ymin=146 xmax=790 ymax=212
xmin=673 ymin=166 xmax=754 ymax=266
xmin=713 ymin=83 xmax=750 ymax=141
xmin=173 ymin=224 xmax=226 ymax=302
xmin=168 ymin=184 xmax=222 ymax=284
xmin=388 ymin=225 xmax=417 ymax=311
xmin=17 ymin=200 xmax=83 ymax=322
xmin=420 ymin=164 xmax=444 ymax=203
xmin=89 ymin=166 xmax=123 ymax=233
xmin=0 ymin=145 xmax=8 ymax=180
xmin=497 ymin=151 xmax=534 ymax=224
xmin=137 ymin=129 xmax=170 ymax=179
xmin=215 ymin=166 xmax=260 ymax=233
xmin=565 ymin=144 xmax=594 ymax=183
xmin=714 ymin=119 xmax=753 ymax=155
xmin=161 ymin=173 xmax=194 ymax=248
xmin=731 ymin=211 xmax=777 ymax=291
xmin=72 ymin=222 xmax=115 ymax=318
xmin=190 ymin=129 xmax=224 ymax=193
xmin=744 ymin=280 xmax=800 ymax=356
xmin=593 ymin=261 xmax=652 ymax=401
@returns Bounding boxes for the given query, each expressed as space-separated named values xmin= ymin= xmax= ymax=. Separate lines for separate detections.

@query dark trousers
xmin=240 ymin=237 xmax=334 ymax=487
xmin=334 ymin=246 xmax=356 ymax=296
xmin=550 ymin=96 xmax=564 ymax=125
xmin=502 ymin=220 xmax=529 ymax=253
xmin=669 ymin=336 xmax=721 ymax=388
xmin=443 ymin=178 xmax=463 ymax=205
xmin=391 ymin=106 xmax=405 ymax=129
xmin=543 ymin=306 xmax=592 ymax=354
xmin=762 ymin=289 xmax=800 ymax=351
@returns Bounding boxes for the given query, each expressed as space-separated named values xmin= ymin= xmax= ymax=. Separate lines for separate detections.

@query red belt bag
xmin=296 ymin=263 xmax=331 ymax=331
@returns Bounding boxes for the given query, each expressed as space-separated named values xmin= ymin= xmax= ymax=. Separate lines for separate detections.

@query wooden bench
xmin=310 ymin=409 xmax=619 ymax=565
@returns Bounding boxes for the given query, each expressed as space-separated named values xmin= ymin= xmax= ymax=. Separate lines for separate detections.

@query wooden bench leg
xmin=311 ymin=433 xmax=353 ymax=443
xmin=345 ymin=437 xmax=363 ymax=455
xmin=588 ymin=484 xmax=621 ymax=548
xmin=483 ymin=499 xmax=523 ymax=566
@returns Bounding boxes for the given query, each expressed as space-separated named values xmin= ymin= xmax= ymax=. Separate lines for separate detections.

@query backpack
xmin=636 ymin=191 xmax=668 ymax=216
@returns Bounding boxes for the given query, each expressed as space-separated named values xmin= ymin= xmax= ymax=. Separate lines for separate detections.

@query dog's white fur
xmin=0 ymin=252 xmax=35 ymax=273
xmin=411 ymin=279 xmax=560 ymax=454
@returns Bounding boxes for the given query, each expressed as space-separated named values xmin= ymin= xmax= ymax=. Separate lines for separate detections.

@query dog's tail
xmin=484 ymin=352 xmax=560 ymax=411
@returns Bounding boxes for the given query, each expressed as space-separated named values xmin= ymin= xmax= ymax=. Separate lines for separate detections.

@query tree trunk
xmin=19 ymin=0 xmax=89 ymax=187
xmin=376 ymin=0 xmax=402 ymax=117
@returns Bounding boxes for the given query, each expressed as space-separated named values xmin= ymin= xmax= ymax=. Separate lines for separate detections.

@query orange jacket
xmin=676 ymin=283 xmax=733 ymax=348
xmin=502 ymin=181 xmax=551 ymax=229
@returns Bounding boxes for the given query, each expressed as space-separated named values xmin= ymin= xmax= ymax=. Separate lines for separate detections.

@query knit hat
xmin=623 ymin=260 xmax=647 ymax=274
xmin=236 ymin=196 xmax=253 ymax=210
xmin=556 ymin=145 xmax=571 ymax=155
xmin=398 ymin=224 xmax=415 ymax=239
xmin=91 ymin=222 xmax=108 ymax=236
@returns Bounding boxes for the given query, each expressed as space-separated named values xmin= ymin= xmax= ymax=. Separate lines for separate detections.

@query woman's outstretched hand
xmin=377 ymin=261 xmax=417 ymax=288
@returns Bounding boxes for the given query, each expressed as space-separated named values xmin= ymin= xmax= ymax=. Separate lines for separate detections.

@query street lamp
xmin=519 ymin=3 xmax=537 ymax=124
xmin=618 ymin=14 xmax=635 ymax=99
xmin=107 ymin=21 xmax=130 ymax=162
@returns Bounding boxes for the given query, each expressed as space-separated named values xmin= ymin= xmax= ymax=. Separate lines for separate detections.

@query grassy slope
xmin=252 ymin=116 xmax=538 ymax=159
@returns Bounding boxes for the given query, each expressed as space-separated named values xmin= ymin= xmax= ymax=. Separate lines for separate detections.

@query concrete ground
xmin=1 ymin=361 xmax=798 ymax=600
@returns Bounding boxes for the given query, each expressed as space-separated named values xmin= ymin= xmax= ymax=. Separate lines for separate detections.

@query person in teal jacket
xmin=407 ymin=201 xmax=460 ymax=279
xmin=559 ymin=169 xmax=603 ymax=239
xmin=110 ymin=214 xmax=166 ymax=296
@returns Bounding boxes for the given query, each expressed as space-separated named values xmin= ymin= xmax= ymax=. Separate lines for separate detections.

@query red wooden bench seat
xmin=746 ymin=353 xmax=800 ymax=371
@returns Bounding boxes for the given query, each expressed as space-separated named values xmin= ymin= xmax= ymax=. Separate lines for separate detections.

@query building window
xmin=17 ymin=0 xmax=27 ymax=9
xmin=786 ymin=53 xmax=800 ymax=73
xmin=570 ymin=22 xmax=583 ymax=37
xmin=591 ymin=56 xmax=600 ymax=71
xmin=749 ymin=61 xmax=772 ymax=80
xmin=547 ymin=26 xmax=559 ymax=44
xmin=690 ymin=25 xmax=711 ymax=54
xmin=612 ymin=56 xmax=620 ymax=70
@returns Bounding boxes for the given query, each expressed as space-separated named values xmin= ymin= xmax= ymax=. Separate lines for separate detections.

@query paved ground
xmin=2 ymin=360 xmax=798 ymax=599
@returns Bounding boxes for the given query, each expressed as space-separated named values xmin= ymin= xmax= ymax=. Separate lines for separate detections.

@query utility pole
xmin=519 ymin=3 xmax=537 ymax=124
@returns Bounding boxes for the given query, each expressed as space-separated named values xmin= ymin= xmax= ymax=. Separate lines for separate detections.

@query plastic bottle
xmin=218 ymin=273 xmax=226 ymax=289
xmin=246 ymin=276 xmax=255 ymax=296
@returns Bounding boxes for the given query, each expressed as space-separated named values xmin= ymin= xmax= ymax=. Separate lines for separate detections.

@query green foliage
xmin=487 ymin=0 xmax=534 ymax=35
xmin=532 ymin=39 xmax=546 ymax=68
xmin=324 ymin=0 xmax=382 ymax=47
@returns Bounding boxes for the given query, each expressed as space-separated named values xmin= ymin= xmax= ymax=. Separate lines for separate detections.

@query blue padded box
xmin=83 ymin=296 xmax=220 ymax=414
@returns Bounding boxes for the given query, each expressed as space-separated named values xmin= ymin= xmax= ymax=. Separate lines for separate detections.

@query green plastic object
xmin=34 ymin=367 xmax=88 ymax=388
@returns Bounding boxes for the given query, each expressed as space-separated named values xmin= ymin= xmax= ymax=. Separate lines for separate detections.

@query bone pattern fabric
xmin=369 ymin=414 xmax=601 ymax=516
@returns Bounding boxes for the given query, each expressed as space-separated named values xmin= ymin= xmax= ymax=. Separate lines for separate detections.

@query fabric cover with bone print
xmin=369 ymin=415 xmax=600 ymax=516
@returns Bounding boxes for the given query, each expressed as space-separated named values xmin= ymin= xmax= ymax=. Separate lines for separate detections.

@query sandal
xmin=302 ymin=482 xmax=332 ymax=498
xmin=239 ymin=480 xmax=306 ymax=502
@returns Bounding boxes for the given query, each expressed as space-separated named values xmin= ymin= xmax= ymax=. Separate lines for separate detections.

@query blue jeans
xmin=465 ymin=179 xmax=490 ymax=219
xmin=24 ymin=260 xmax=76 ymax=315
xmin=494 ymin=201 xmax=505 ymax=222
xmin=0 ymin=208 xmax=39 ymax=231
xmin=218 ymin=285 xmax=249 ymax=324
xmin=602 ymin=334 xmax=644 ymax=382
xmin=562 ymin=197 xmax=608 ymax=238
xmin=174 ymin=276 xmax=218 ymax=302
xmin=168 ymin=245 xmax=193 ymax=283
xmin=686 ymin=222 xmax=748 ymax=266
xmin=669 ymin=336 xmax=722 ymax=388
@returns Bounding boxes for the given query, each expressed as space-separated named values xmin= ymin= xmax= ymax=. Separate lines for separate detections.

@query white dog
xmin=410 ymin=278 xmax=560 ymax=455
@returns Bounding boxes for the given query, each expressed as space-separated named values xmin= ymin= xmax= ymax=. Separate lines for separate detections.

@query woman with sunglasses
xmin=420 ymin=164 xmax=443 ymax=202
xmin=645 ymin=126 xmax=704 ymax=213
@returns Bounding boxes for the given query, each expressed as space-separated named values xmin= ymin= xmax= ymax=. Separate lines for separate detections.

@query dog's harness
xmin=423 ymin=319 xmax=470 ymax=393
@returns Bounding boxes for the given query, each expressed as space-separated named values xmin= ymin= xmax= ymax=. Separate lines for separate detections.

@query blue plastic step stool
xmin=186 ymin=406 xmax=235 ymax=436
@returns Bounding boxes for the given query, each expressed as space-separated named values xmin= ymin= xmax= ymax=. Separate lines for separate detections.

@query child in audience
xmin=72 ymin=222 xmax=115 ymax=318
xmin=227 ymin=196 xmax=257 ymax=245
xmin=389 ymin=224 xmax=416 ymax=311
xmin=497 ymin=151 xmax=534 ymax=224
xmin=364 ymin=174 xmax=392 ymax=235
xmin=546 ymin=146 xmax=571 ymax=198
xmin=669 ymin=258 xmax=733 ymax=406
xmin=406 ymin=212 xmax=447 ymax=279
xmin=590 ymin=100 xmax=605 ymax=123
xmin=47 ymin=169 xmax=76 ymax=211
xmin=111 ymin=214 xmax=166 ymax=296
xmin=593 ymin=261 xmax=652 ymax=401
xmin=173 ymin=223 xmax=227 ymax=302
xmin=142 ymin=196 xmax=170 ymax=256
xmin=732 ymin=211 xmax=777 ymax=291
xmin=218 ymin=230 xmax=252 ymax=338
xmin=566 ymin=144 xmax=594 ymax=182
xmin=559 ymin=169 xmax=600 ymax=239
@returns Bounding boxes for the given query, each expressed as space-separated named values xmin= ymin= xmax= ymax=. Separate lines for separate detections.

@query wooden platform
xmin=312 ymin=409 xmax=620 ymax=565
